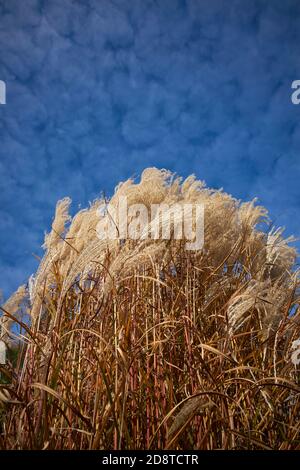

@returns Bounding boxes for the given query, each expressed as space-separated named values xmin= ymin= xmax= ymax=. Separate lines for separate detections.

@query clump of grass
xmin=0 ymin=168 xmax=299 ymax=450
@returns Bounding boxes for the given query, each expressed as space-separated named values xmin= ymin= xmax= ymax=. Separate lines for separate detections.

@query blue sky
xmin=0 ymin=0 xmax=300 ymax=300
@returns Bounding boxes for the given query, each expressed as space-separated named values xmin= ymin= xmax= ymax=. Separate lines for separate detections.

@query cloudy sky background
xmin=0 ymin=0 xmax=300 ymax=299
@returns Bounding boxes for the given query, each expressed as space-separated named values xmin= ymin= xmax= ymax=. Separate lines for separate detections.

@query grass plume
xmin=0 ymin=168 xmax=299 ymax=450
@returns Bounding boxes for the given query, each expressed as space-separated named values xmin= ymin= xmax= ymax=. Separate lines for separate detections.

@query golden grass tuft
xmin=0 ymin=168 xmax=299 ymax=449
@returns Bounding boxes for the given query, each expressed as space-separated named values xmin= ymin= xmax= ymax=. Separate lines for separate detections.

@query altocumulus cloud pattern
xmin=0 ymin=0 xmax=300 ymax=299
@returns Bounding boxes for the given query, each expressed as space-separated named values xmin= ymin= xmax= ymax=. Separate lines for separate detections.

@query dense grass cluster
xmin=0 ymin=168 xmax=299 ymax=449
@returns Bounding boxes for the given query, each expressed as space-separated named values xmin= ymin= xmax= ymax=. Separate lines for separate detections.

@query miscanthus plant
xmin=0 ymin=168 xmax=299 ymax=450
